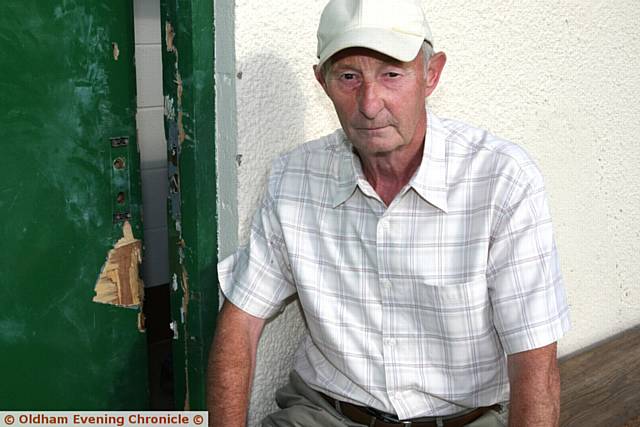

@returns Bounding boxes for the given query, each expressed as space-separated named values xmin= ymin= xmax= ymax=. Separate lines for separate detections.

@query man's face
xmin=316 ymin=48 xmax=439 ymax=158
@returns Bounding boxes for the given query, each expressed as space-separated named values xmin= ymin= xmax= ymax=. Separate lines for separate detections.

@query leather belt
xmin=320 ymin=393 xmax=500 ymax=427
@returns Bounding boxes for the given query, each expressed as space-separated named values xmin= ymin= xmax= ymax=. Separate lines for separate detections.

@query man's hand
xmin=507 ymin=342 xmax=561 ymax=427
xmin=207 ymin=300 xmax=266 ymax=427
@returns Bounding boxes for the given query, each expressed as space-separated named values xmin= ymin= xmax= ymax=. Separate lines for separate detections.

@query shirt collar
xmin=331 ymin=130 xmax=360 ymax=208
xmin=331 ymin=110 xmax=449 ymax=212
xmin=409 ymin=110 xmax=449 ymax=213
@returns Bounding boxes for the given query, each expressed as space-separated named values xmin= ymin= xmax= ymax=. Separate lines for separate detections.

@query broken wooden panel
xmin=93 ymin=221 xmax=144 ymax=308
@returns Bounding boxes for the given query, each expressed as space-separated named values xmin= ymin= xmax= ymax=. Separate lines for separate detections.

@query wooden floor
xmin=560 ymin=325 xmax=640 ymax=426
xmin=623 ymin=415 xmax=640 ymax=427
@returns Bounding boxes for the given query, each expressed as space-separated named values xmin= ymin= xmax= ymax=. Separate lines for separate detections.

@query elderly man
xmin=208 ymin=0 xmax=570 ymax=426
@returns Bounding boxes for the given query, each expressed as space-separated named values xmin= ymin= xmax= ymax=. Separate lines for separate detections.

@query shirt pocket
xmin=415 ymin=277 xmax=493 ymax=342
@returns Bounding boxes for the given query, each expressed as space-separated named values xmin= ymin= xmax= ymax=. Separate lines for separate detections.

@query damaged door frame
xmin=160 ymin=0 xmax=218 ymax=410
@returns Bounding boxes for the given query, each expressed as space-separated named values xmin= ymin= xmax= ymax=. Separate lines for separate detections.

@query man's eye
xmin=386 ymin=72 xmax=401 ymax=78
xmin=341 ymin=73 xmax=356 ymax=80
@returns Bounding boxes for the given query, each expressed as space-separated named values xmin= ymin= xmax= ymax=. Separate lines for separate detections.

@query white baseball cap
xmin=316 ymin=0 xmax=433 ymax=68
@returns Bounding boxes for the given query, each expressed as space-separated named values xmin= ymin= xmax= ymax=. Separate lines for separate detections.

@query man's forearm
xmin=207 ymin=301 xmax=265 ymax=427
xmin=507 ymin=343 xmax=561 ymax=427
xmin=508 ymin=368 xmax=560 ymax=426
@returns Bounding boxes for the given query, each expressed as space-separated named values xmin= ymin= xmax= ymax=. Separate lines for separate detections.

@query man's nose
xmin=357 ymin=82 xmax=384 ymax=119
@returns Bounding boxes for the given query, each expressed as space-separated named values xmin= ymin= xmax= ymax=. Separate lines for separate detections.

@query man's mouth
xmin=356 ymin=125 xmax=388 ymax=131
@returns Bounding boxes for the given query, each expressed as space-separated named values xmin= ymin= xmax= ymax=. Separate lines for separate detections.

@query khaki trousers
xmin=262 ymin=371 xmax=508 ymax=427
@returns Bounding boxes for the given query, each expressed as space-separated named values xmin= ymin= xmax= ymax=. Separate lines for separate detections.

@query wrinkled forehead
xmin=321 ymin=46 xmax=425 ymax=78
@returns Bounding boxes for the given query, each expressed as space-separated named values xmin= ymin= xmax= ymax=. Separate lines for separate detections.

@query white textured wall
xmin=225 ymin=1 xmax=640 ymax=424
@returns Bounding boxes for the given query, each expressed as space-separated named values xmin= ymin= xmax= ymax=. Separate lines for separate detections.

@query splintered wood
xmin=93 ymin=221 xmax=144 ymax=308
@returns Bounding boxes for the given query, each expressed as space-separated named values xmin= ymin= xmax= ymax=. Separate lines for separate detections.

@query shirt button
xmin=384 ymin=338 xmax=396 ymax=347
xmin=382 ymin=279 xmax=392 ymax=288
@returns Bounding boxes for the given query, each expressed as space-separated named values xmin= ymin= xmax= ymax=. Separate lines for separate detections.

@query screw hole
xmin=113 ymin=157 xmax=126 ymax=169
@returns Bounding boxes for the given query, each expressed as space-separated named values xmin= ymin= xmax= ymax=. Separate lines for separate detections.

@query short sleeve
xmin=217 ymin=160 xmax=297 ymax=319
xmin=487 ymin=167 xmax=570 ymax=354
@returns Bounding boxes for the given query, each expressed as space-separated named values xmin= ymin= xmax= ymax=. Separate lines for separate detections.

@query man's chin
xmin=351 ymin=140 xmax=406 ymax=158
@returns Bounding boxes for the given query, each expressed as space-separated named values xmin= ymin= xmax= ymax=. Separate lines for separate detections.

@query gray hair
xmin=321 ymin=40 xmax=434 ymax=78
xmin=421 ymin=41 xmax=434 ymax=74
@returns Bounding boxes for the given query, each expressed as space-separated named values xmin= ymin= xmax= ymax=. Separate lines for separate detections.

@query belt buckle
xmin=376 ymin=411 xmax=412 ymax=426
xmin=377 ymin=418 xmax=412 ymax=427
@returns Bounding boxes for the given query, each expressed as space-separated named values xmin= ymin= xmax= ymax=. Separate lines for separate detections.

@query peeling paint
xmin=112 ymin=42 xmax=119 ymax=61
xmin=177 ymin=238 xmax=186 ymax=264
xmin=175 ymin=70 xmax=183 ymax=99
xmin=175 ymin=71 xmax=186 ymax=144
xmin=182 ymin=268 xmax=191 ymax=410
xmin=165 ymin=21 xmax=175 ymax=53
xmin=93 ymin=221 xmax=144 ymax=308
xmin=181 ymin=269 xmax=189 ymax=322
xmin=164 ymin=95 xmax=176 ymax=120
xmin=137 ymin=312 xmax=146 ymax=333
xmin=177 ymin=112 xmax=186 ymax=144
xmin=165 ymin=20 xmax=186 ymax=145
xmin=170 ymin=320 xmax=178 ymax=339
xmin=171 ymin=273 xmax=179 ymax=291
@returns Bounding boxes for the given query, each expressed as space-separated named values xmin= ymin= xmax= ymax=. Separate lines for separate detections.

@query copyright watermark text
xmin=0 ymin=412 xmax=207 ymax=427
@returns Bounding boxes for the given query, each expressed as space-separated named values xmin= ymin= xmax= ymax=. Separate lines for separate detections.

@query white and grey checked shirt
xmin=219 ymin=111 xmax=570 ymax=419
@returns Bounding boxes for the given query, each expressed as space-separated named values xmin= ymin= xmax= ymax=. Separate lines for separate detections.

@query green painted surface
xmin=160 ymin=0 xmax=218 ymax=410
xmin=0 ymin=1 xmax=147 ymax=408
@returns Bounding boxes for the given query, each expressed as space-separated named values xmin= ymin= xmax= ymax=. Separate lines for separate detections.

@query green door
xmin=0 ymin=1 xmax=147 ymax=408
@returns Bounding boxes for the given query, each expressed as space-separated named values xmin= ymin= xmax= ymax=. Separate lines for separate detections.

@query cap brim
xmin=317 ymin=27 xmax=424 ymax=68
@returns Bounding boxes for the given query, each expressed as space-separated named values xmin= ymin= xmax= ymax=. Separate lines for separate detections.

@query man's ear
xmin=313 ymin=64 xmax=329 ymax=93
xmin=424 ymin=52 xmax=446 ymax=98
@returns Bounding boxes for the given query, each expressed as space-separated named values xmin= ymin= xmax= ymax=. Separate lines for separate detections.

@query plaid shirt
xmin=218 ymin=111 xmax=570 ymax=419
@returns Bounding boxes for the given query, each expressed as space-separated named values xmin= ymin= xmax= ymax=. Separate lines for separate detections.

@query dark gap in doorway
xmin=144 ymin=283 xmax=175 ymax=409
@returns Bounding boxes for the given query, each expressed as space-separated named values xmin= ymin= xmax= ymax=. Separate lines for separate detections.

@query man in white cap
xmin=208 ymin=0 xmax=570 ymax=426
